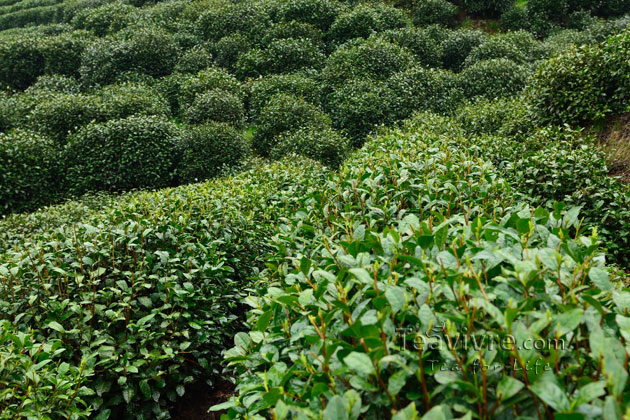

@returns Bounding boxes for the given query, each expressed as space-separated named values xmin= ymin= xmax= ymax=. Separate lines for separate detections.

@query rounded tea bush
xmin=500 ymin=5 xmax=530 ymax=31
xmin=461 ymin=0 xmax=514 ymax=17
xmin=79 ymin=26 xmax=180 ymax=86
xmin=213 ymin=33 xmax=253 ymax=69
xmin=248 ymin=72 xmax=321 ymax=119
xmin=327 ymin=3 xmax=410 ymax=45
xmin=0 ymin=129 xmax=59 ymax=214
xmin=70 ymin=1 xmax=137 ymax=36
xmin=411 ymin=0 xmax=457 ymax=27
xmin=174 ymin=44 xmax=214 ymax=74
xmin=98 ymin=81 xmax=171 ymax=120
xmin=262 ymin=21 xmax=324 ymax=45
xmin=440 ymin=28 xmax=488 ymax=71
xmin=27 ymin=74 xmax=80 ymax=93
xmin=253 ymin=93 xmax=331 ymax=156
xmin=377 ymin=28 xmax=441 ymax=68
xmin=270 ymin=126 xmax=349 ymax=168
xmin=196 ymin=2 xmax=271 ymax=42
xmin=235 ymin=38 xmax=325 ymax=78
xmin=177 ymin=122 xmax=247 ymax=183
xmin=272 ymin=0 xmax=344 ymax=30
xmin=463 ymin=35 xmax=530 ymax=66
xmin=323 ymin=37 xmax=416 ymax=87
xmin=457 ymin=58 xmax=528 ymax=100
xmin=183 ymin=88 xmax=245 ymax=126
xmin=65 ymin=115 xmax=179 ymax=194
xmin=178 ymin=67 xmax=244 ymax=111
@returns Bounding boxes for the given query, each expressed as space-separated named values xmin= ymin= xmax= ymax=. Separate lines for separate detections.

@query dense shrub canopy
xmin=270 ymin=125 xmax=349 ymax=168
xmin=327 ymin=3 xmax=410 ymax=45
xmin=183 ymin=88 xmax=245 ymax=126
xmin=411 ymin=0 xmax=457 ymax=27
xmin=457 ymin=58 xmax=528 ymax=99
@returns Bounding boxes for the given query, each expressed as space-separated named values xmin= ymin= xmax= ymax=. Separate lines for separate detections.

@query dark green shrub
xmin=323 ymin=37 xmax=416 ymax=87
xmin=0 ymin=34 xmax=44 ymax=90
xmin=440 ymin=28 xmax=487 ymax=71
xmin=500 ymin=5 xmax=530 ymax=31
xmin=0 ymin=129 xmax=59 ymax=215
xmin=411 ymin=0 xmax=457 ymax=27
xmin=177 ymin=122 xmax=247 ymax=183
xmin=0 ymin=156 xmax=326 ymax=419
xmin=458 ymin=58 xmax=528 ymax=99
xmin=27 ymin=73 xmax=80 ymax=93
xmin=196 ymin=1 xmax=271 ymax=42
xmin=27 ymin=92 xmax=102 ymax=143
xmin=178 ymin=67 xmax=244 ymax=111
xmin=262 ymin=21 xmax=324 ymax=45
xmin=270 ymin=126 xmax=349 ymax=167
xmin=541 ymin=29 xmax=598 ymax=56
xmin=453 ymin=96 xmax=534 ymax=137
xmin=248 ymin=72 xmax=321 ymax=119
xmin=461 ymin=0 xmax=513 ymax=17
xmin=529 ymin=32 xmax=630 ymax=125
xmin=155 ymin=72 xmax=190 ymax=115
xmin=174 ymin=44 xmax=214 ymax=74
xmin=65 ymin=115 xmax=179 ymax=194
xmin=272 ymin=0 xmax=344 ymax=30
xmin=235 ymin=38 xmax=325 ymax=78
xmin=327 ymin=3 xmax=409 ymax=45
xmin=70 ymin=1 xmax=137 ymax=36
xmin=213 ymin=33 xmax=253 ymax=69
xmin=79 ymin=26 xmax=180 ymax=86
xmin=327 ymin=78 xmax=397 ymax=144
xmin=377 ymin=28 xmax=441 ymax=68
xmin=253 ymin=93 xmax=331 ymax=156
xmin=39 ymin=30 xmax=92 ymax=77
xmin=98 ymin=81 xmax=171 ymax=119
xmin=0 ymin=321 xmax=93 ymax=419
xmin=387 ymin=66 xmax=464 ymax=117
xmin=463 ymin=33 xmax=534 ymax=66
xmin=183 ymin=88 xmax=245 ymax=126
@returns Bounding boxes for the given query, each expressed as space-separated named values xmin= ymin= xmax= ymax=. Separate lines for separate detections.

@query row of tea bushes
xmin=0 ymin=156 xmax=327 ymax=419
xmin=218 ymin=114 xmax=630 ymax=419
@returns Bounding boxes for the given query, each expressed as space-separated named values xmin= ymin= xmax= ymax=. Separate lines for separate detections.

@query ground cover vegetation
xmin=0 ymin=0 xmax=630 ymax=418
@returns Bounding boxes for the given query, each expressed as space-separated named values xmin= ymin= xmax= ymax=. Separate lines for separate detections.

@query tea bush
xmin=253 ymin=93 xmax=331 ymax=156
xmin=440 ymin=28 xmax=487 ymax=71
xmin=326 ymin=3 xmax=409 ymax=45
xmin=457 ymin=58 xmax=528 ymax=100
xmin=529 ymin=32 xmax=630 ymax=125
xmin=177 ymin=122 xmax=247 ymax=183
xmin=322 ymin=37 xmax=416 ymax=88
xmin=261 ymin=21 xmax=324 ymax=45
xmin=98 ymin=81 xmax=170 ymax=120
xmin=196 ymin=1 xmax=271 ymax=42
xmin=28 ymin=73 xmax=80 ymax=93
xmin=463 ymin=34 xmax=531 ymax=66
xmin=270 ymin=125 xmax=349 ymax=168
xmin=79 ymin=26 xmax=180 ymax=86
xmin=247 ymin=72 xmax=321 ymax=120
xmin=0 ymin=321 xmax=94 ymax=419
xmin=213 ymin=33 xmax=253 ymax=69
xmin=377 ymin=28 xmax=441 ymax=68
xmin=70 ymin=1 xmax=137 ymax=36
xmin=0 ymin=129 xmax=59 ymax=215
xmin=235 ymin=38 xmax=325 ymax=78
xmin=0 ymin=157 xmax=326 ymax=419
xmin=271 ymin=0 xmax=343 ymax=30
xmin=65 ymin=115 xmax=179 ymax=194
xmin=461 ymin=0 xmax=514 ymax=17
xmin=411 ymin=0 xmax=457 ymax=27
xmin=183 ymin=88 xmax=245 ymax=126
xmin=178 ymin=67 xmax=244 ymax=111
xmin=218 ymin=118 xmax=630 ymax=419
xmin=174 ymin=44 xmax=214 ymax=74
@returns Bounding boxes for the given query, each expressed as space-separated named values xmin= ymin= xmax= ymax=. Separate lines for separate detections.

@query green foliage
xmin=453 ymin=96 xmax=533 ymax=137
xmin=219 ymin=117 xmax=628 ymax=419
xmin=326 ymin=2 xmax=410 ymax=45
xmin=377 ymin=28 xmax=442 ymax=68
xmin=98 ymin=81 xmax=170 ymax=120
xmin=65 ymin=115 xmax=179 ymax=194
xmin=174 ymin=44 xmax=214 ymax=74
xmin=213 ymin=33 xmax=253 ymax=69
xmin=253 ymin=93 xmax=331 ymax=156
xmin=323 ymin=37 xmax=416 ymax=88
xmin=0 ymin=321 xmax=93 ymax=419
xmin=177 ymin=122 xmax=247 ymax=183
xmin=270 ymin=125 xmax=349 ymax=167
xmin=235 ymin=38 xmax=325 ymax=78
xmin=183 ymin=88 xmax=245 ymax=126
xmin=440 ymin=28 xmax=487 ymax=71
xmin=248 ymin=72 xmax=321 ymax=120
xmin=411 ymin=0 xmax=457 ymax=27
xmin=0 ymin=157 xmax=326 ymax=419
xmin=461 ymin=0 xmax=514 ymax=17
xmin=457 ymin=58 xmax=529 ymax=100
xmin=463 ymin=31 xmax=537 ymax=66
xmin=28 ymin=73 xmax=80 ymax=93
xmin=79 ymin=26 xmax=180 ymax=86
xmin=70 ymin=1 xmax=137 ymax=36
xmin=178 ymin=67 xmax=243 ymax=111
xmin=196 ymin=1 xmax=271 ymax=42
xmin=529 ymin=32 xmax=630 ymax=125
xmin=272 ymin=0 xmax=344 ymax=30
xmin=262 ymin=21 xmax=324 ymax=45
xmin=0 ymin=129 xmax=59 ymax=215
